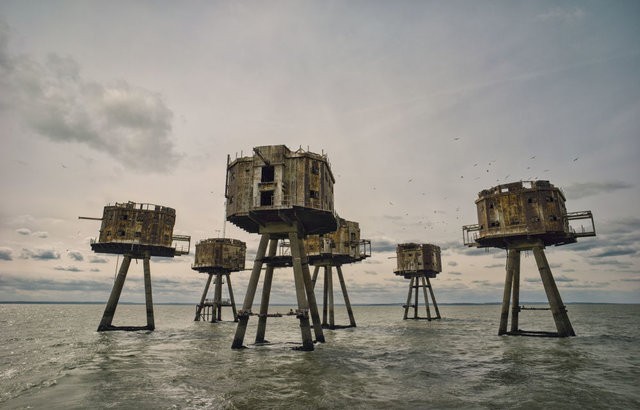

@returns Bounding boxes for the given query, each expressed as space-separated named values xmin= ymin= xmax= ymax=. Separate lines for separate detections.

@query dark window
xmin=118 ymin=229 xmax=125 ymax=236
xmin=260 ymin=190 xmax=274 ymax=206
xmin=311 ymin=162 xmax=320 ymax=174
xmin=261 ymin=166 xmax=275 ymax=182
xmin=120 ymin=214 xmax=128 ymax=221
xmin=546 ymin=196 xmax=554 ymax=202
xmin=134 ymin=232 xmax=141 ymax=238
xmin=309 ymin=190 xmax=320 ymax=199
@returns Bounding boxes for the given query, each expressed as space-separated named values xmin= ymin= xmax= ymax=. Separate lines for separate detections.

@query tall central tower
xmin=226 ymin=145 xmax=337 ymax=350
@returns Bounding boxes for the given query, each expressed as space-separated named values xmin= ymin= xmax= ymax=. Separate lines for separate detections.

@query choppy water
xmin=1 ymin=303 xmax=639 ymax=409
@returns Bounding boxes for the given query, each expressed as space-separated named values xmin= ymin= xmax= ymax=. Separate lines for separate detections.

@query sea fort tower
xmin=226 ymin=145 xmax=337 ymax=350
xmin=394 ymin=243 xmax=442 ymax=321
xmin=462 ymin=180 xmax=595 ymax=337
xmin=81 ymin=201 xmax=190 ymax=331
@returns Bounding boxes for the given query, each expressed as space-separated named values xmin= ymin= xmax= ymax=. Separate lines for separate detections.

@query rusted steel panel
xmin=192 ymin=238 xmax=246 ymax=272
xmin=97 ymin=201 xmax=176 ymax=247
xmin=394 ymin=243 xmax=441 ymax=277
xmin=305 ymin=217 xmax=369 ymax=263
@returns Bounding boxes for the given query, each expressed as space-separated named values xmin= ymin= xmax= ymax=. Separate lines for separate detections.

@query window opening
xmin=261 ymin=166 xmax=275 ymax=182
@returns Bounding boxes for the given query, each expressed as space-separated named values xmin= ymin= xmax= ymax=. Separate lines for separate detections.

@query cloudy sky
xmin=1 ymin=1 xmax=638 ymax=306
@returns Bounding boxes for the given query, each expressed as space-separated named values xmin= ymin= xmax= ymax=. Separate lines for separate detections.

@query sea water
xmin=1 ymin=303 xmax=638 ymax=409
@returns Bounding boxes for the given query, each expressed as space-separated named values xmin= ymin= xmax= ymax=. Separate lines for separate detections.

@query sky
xmin=0 ymin=1 xmax=638 ymax=306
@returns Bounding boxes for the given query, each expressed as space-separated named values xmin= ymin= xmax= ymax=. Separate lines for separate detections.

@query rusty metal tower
xmin=81 ymin=201 xmax=190 ymax=331
xmin=462 ymin=180 xmax=595 ymax=337
xmin=394 ymin=243 xmax=442 ymax=321
xmin=305 ymin=217 xmax=371 ymax=329
xmin=225 ymin=145 xmax=337 ymax=350
xmin=192 ymin=238 xmax=246 ymax=323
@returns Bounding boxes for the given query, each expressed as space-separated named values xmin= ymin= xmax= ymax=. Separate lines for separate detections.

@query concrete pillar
xmin=213 ymin=272 xmax=223 ymax=322
xmin=426 ymin=277 xmax=441 ymax=319
xmin=533 ymin=247 xmax=576 ymax=337
xmin=499 ymin=250 xmax=517 ymax=335
xmin=195 ymin=273 xmax=213 ymax=321
xmin=311 ymin=265 xmax=320 ymax=288
xmin=289 ymin=231 xmax=315 ymax=351
xmin=403 ymin=276 xmax=413 ymax=320
xmin=327 ymin=265 xmax=335 ymax=328
xmin=336 ymin=265 xmax=356 ymax=327
xmin=510 ymin=250 xmax=521 ymax=333
xmin=98 ymin=255 xmax=132 ymax=331
xmin=143 ymin=254 xmax=155 ymax=331
xmin=322 ymin=266 xmax=329 ymax=325
xmin=226 ymin=273 xmax=238 ymax=322
xmin=413 ymin=277 xmax=419 ymax=319
xmin=295 ymin=236 xmax=325 ymax=343
xmin=421 ymin=276 xmax=432 ymax=320
xmin=232 ymin=234 xmax=269 ymax=349
xmin=256 ymin=239 xmax=278 ymax=343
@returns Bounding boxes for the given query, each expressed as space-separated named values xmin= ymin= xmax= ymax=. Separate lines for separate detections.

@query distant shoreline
xmin=1 ymin=301 xmax=635 ymax=306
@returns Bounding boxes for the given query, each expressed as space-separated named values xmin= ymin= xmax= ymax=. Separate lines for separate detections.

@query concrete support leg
xmin=413 ymin=277 xmax=419 ymax=319
xmin=499 ymin=250 xmax=517 ymax=335
xmin=256 ymin=239 xmax=278 ymax=344
xmin=336 ymin=266 xmax=356 ymax=327
xmin=143 ymin=254 xmax=155 ymax=331
xmin=403 ymin=277 xmax=413 ymax=320
xmin=311 ymin=265 xmax=320 ymax=289
xmin=213 ymin=272 xmax=223 ymax=322
xmin=533 ymin=247 xmax=576 ymax=337
xmin=232 ymin=234 xmax=269 ymax=349
xmin=195 ymin=273 xmax=213 ymax=321
xmin=327 ymin=266 xmax=335 ymax=328
xmin=295 ymin=238 xmax=324 ymax=343
xmin=98 ymin=255 xmax=132 ymax=331
xmin=226 ymin=273 xmax=238 ymax=322
xmin=289 ymin=232 xmax=315 ymax=351
xmin=421 ymin=276 xmax=432 ymax=320
xmin=510 ymin=251 xmax=521 ymax=333
xmin=426 ymin=277 xmax=441 ymax=319
xmin=322 ymin=266 xmax=329 ymax=326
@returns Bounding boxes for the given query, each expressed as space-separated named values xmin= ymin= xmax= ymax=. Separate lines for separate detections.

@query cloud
xmin=447 ymin=271 xmax=462 ymax=276
xmin=0 ymin=29 xmax=180 ymax=173
xmin=370 ymin=237 xmax=397 ymax=253
xmin=16 ymin=228 xmax=31 ymax=235
xmin=33 ymin=231 xmax=49 ymax=238
xmin=537 ymin=7 xmax=586 ymax=23
xmin=591 ymin=247 xmax=637 ymax=258
xmin=0 ymin=247 xmax=13 ymax=261
xmin=20 ymin=248 xmax=61 ymax=260
xmin=563 ymin=181 xmax=634 ymax=200
xmin=447 ymin=261 xmax=458 ymax=267
xmin=67 ymin=251 xmax=84 ymax=261
xmin=89 ymin=256 xmax=109 ymax=263
xmin=54 ymin=265 xmax=83 ymax=272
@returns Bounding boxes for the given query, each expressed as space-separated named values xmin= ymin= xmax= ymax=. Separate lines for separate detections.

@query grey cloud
xmin=67 ymin=251 xmax=84 ymax=261
xmin=0 ymin=275 xmax=112 ymax=292
xmin=591 ymin=247 xmax=637 ymax=258
xmin=0 ymin=247 xmax=13 ymax=261
xmin=89 ymin=256 xmax=109 ymax=263
xmin=370 ymin=238 xmax=397 ymax=253
xmin=447 ymin=261 xmax=458 ymax=267
xmin=54 ymin=265 xmax=83 ymax=272
xmin=33 ymin=231 xmax=49 ymax=238
xmin=16 ymin=228 xmax=31 ymax=235
xmin=1 ymin=32 xmax=180 ymax=173
xmin=20 ymin=248 xmax=61 ymax=260
xmin=447 ymin=271 xmax=462 ymax=276
xmin=563 ymin=181 xmax=633 ymax=200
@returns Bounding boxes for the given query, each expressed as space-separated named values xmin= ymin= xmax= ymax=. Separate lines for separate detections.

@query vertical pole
xmin=499 ymin=249 xmax=516 ymax=335
xmin=426 ymin=277 xmax=441 ymax=319
xmin=232 ymin=234 xmax=269 ymax=349
xmin=421 ymin=276 xmax=432 ymax=320
xmin=226 ymin=273 xmax=238 ymax=322
xmin=510 ymin=250 xmax=521 ymax=333
xmin=98 ymin=255 xmax=132 ymax=331
xmin=327 ymin=265 xmax=335 ymax=328
xmin=214 ymin=272 xmax=223 ymax=322
xmin=143 ymin=253 xmax=155 ymax=331
xmin=256 ymin=239 xmax=278 ymax=343
xmin=403 ymin=277 xmax=413 ymax=320
xmin=311 ymin=265 xmax=320 ymax=289
xmin=413 ymin=276 xmax=419 ymax=319
xmin=336 ymin=265 xmax=356 ymax=327
xmin=195 ymin=273 xmax=213 ymax=321
xmin=296 ymin=236 xmax=325 ymax=343
xmin=533 ymin=246 xmax=576 ymax=337
xmin=289 ymin=231 xmax=315 ymax=350
xmin=322 ymin=266 xmax=329 ymax=325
